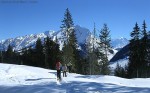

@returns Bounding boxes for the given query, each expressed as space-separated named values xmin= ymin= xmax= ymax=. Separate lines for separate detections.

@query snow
xmin=109 ymin=58 xmax=128 ymax=70
xmin=0 ymin=63 xmax=150 ymax=93
xmin=111 ymin=37 xmax=129 ymax=49
xmin=108 ymin=49 xmax=118 ymax=61
xmin=0 ymin=25 xmax=91 ymax=51
xmin=109 ymin=58 xmax=128 ymax=75
xmin=0 ymin=25 xmax=128 ymax=52
xmin=75 ymin=25 xmax=91 ymax=44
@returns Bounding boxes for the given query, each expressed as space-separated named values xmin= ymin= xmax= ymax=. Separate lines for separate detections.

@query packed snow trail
xmin=0 ymin=63 xmax=150 ymax=93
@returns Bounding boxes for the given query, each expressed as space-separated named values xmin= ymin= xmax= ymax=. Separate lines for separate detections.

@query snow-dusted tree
xmin=61 ymin=8 xmax=80 ymax=73
xmin=98 ymin=24 xmax=111 ymax=75
xmin=61 ymin=8 xmax=74 ymax=42
xmin=85 ymin=23 xmax=100 ymax=75
xmin=85 ymin=35 xmax=95 ymax=75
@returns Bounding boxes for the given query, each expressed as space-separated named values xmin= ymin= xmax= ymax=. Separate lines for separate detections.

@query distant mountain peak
xmin=0 ymin=25 xmax=128 ymax=53
xmin=44 ymin=30 xmax=56 ymax=36
xmin=0 ymin=25 xmax=91 ymax=51
xmin=111 ymin=37 xmax=129 ymax=50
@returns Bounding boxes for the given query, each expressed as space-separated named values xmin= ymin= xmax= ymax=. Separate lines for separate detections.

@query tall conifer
xmin=98 ymin=24 xmax=111 ymax=75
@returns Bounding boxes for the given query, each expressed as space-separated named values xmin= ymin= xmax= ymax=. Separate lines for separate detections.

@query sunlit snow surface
xmin=0 ymin=63 xmax=150 ymax=93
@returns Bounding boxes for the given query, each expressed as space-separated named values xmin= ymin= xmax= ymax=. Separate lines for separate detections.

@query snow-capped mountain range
xmin=0 ymin=25 xmax=128 ymax=52
xmin=111 ymin=37 xmax=129 ymax=50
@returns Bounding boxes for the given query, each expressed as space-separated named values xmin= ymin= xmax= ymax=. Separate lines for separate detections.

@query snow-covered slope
xmin=111 ymin=37 xmax=129 ymax=50
xmin=110 ymin=58 xmax=128 ymax=70
xmin=0 ymin=63 xmax=150 ymax=93
xmin=74 ymin=25 xmax=91 ymax=44
xmin=109 ymin=43 xmax=129 ymax=72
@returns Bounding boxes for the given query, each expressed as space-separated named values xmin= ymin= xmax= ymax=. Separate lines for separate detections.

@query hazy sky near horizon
xmin=0 ymin=0 xmax=150 ymax=40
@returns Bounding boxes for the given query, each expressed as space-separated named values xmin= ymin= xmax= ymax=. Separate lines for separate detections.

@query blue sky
xmin=0 ymin=0 xmax=150 ymax=40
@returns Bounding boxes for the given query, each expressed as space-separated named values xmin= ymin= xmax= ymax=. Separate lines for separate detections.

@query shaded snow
xmin=109 ymin=58 xmax=128 ymax=70
xmin=0 ymin=63 xmax=150 ymax=93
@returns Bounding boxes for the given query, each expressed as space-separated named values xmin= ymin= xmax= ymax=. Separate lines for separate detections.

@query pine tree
xmin=44 ymin=37 xmax=61 ymax=69
xmin=128 ymin=22 xmax=141 ymax=78
xmin=26 ymin=46 xmax=35 ymax=66
xmin=114 ymin=63 xmax=127 ymax=78
xmin=85 ymin=25 xmax=100 ymax=75
xmin=4 ymin=44 xmax=13 ymax=63
xmin=43 ymin=37 xmax=51 ymax=68
xmin=89 ymin=23 xmax=100 ymax=75
xmin=20 ymin=37 xmax=60 ymax=69
xmin=0 ymin=50 xmax=3 ymax=62
xmin=35 ymin=38 xmax=45 ymax=67
xmin=92 ymin=23 xmax=101 ymax=75
xmin=61 ymin=8 xmax=74 ymax=42
xmin=3 ymin=44 xmax=20 ymax=64
xmin=13 ymin=50 xmax=21 ymax=64
xmin=69 ymin=28 xmax=83 ymax=73
xmin=95 ymin=47 xmax=105 ymax=74
xmin=114 ymin=63 xmax=122 ymax=77
xmin=81 ymin=58 xmax=90 ymax=75
xmin=98 ymin=24 xmax=111 ymax=75
xmin=61 ymin=8 xmax=80 ymax=73
xmin=62 ymin=41 xmax=74 ymax=65
xmin=85 ymin=35 xmax=93 ymax=75
xmin=61 ymin=8 xmax=74 ymax=29
xmin=140 ymin=20 xmax=149 ymax=77
xmin=50 ymin=41 xmax=60 ymax=70
xmin=99 ymin=24 xmax=111 ymax=58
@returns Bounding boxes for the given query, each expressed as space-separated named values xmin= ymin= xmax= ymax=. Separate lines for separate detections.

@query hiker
xmin=62 ymin=64 xmax=67 ymax=77
xmin=56 ymin=61 xmax=62 ymax=81
xmin=67 ymin=62 xmax=72 ymax=73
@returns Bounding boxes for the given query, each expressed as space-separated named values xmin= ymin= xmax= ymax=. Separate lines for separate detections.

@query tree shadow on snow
xmin=48 ymin=72 xmax=57 ymax=75
xmin=58 ymin=81 xmax=150 ymax=93
xmin=74 ymin=75 xmax=103 ymax=79
xmin=0 ymin=81 xmax=150 ymax=93
xmin=25 ymin=78 xmax=56 ymax=81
